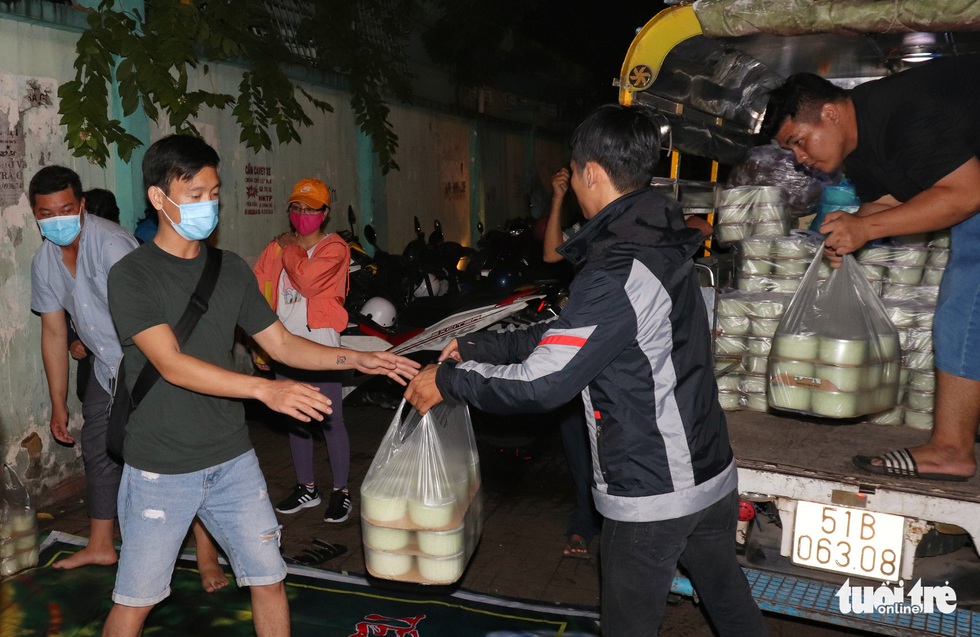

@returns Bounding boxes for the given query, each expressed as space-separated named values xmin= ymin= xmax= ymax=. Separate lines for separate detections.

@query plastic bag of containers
xmin=1 ymin=464 xmax=39 ymax=576
xmin=767 ymin=247 xmax=900 ymax=418
xmin=361 ymin=400 xmax=482 ymax=584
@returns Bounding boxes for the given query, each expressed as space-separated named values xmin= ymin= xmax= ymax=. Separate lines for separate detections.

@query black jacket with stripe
xmin=436 ymin=187 xmax=737 ymax=522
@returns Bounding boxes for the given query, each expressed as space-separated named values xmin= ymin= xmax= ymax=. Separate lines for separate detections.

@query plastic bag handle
xmin=397 ymin=400 xmax=425 ymax=443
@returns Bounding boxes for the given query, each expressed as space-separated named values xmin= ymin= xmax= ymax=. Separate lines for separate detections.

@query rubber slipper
xmin=562 ymin=538 xmax=591 ymax=560
xmin=853 ymin=448 xmax=970 ymax=482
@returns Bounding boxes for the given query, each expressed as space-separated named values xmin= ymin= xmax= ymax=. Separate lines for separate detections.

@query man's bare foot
xmin=901 ymin=444 xmax=976 ymax=478
xmin=198 ymin=558 xmax=229 ymax=593
xmin=863 ymin=444 xmax=976 ymax=479
xmin=52 ymin=545 xmax=117 ymax=569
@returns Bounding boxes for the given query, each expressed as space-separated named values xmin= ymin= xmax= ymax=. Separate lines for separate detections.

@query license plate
xmin=792 ymin=501 xmax=905 ymax=582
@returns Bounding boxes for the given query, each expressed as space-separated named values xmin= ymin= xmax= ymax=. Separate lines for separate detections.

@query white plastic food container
xmin=417 ymin=525 xmax=465 ymax=557
xmin=810 ymin=390 xmax=864 ymax=418
xmin=417 ymin=552 xmax=465 ymax=583
xmin=818 ymin=337 xmax=868 ymax=366
xmin=365 ymin=548 xmax=414 ymax=577
xmin=772 ymin=334 xmax=820 ymax=360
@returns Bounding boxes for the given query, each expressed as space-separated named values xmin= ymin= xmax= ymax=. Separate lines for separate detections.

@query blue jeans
xmin=113 ymin=450 xmax=286 ymax=606
xmin=935 ymin=212 xmax=980 ymax=380
xmin=599 ymin=490 xmax=768 ymax=636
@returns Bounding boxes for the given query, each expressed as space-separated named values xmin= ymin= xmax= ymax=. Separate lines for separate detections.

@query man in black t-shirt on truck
xmin=761 ymin=56 xmax=980 ymax=482
xmin=102 ymin=135 xmax=419 ymax=637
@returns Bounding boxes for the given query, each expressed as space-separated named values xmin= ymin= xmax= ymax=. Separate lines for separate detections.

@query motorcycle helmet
xmin=360 ymin=297 xmax=397 ymax=328
xmin=413 ymin=272 xmax=449 ymax=298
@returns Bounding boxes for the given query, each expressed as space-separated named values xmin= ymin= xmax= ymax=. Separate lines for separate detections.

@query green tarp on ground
xmin=1 ymin=532 xmax=600 ymax=636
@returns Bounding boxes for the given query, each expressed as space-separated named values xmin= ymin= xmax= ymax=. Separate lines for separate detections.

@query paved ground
xmin=35 ymin=402 xmax=869 ymax=635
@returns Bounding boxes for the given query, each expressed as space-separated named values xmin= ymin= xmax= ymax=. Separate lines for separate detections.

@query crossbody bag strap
xmin=129 ymin=244 xmax=222 ymax=407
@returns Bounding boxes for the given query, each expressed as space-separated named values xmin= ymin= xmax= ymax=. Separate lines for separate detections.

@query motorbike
xmin=340 ymin=213 xmax=571 ymax=456
xmin=341 ymin=286 xmax=556 ymax=405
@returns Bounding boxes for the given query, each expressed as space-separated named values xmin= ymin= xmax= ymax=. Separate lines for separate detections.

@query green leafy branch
xmin=56 ymin=0 xmax=400 ymax=169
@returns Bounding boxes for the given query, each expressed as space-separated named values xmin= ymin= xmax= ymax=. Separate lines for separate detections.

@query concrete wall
xmin=0 ymin=11 xmax=567 ymax=504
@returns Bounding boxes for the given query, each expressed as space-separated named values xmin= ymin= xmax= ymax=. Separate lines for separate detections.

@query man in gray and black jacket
xmin=405 ymin=104 xmax=768 ymax=636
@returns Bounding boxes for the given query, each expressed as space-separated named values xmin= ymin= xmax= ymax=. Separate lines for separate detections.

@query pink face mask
xmin=289 ymin=212 xmax=325 ymax=235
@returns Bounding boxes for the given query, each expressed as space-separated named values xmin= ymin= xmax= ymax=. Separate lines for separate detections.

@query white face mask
xmin=161 ymin=195 xmax=220 ymax=240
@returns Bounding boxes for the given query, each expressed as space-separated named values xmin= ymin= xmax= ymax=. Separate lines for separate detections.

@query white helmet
xmin=413 ymin=272 xmax=449 ymax=298
xmin=360 ymin=297 xmax=397 ymax=328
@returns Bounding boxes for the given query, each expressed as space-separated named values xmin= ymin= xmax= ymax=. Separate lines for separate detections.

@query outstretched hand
xmin=258 ymin=379 xmax=331 ymax=422
xmin=351 ymin=350 xmax=421 ymax=385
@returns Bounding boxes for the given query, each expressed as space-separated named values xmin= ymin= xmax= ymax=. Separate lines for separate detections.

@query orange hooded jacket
xmin=253 ymin=233 xmax=350 ymax=332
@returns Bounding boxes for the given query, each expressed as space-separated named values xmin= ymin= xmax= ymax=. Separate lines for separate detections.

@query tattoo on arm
xmin=336 ymin=355 xmax=346 ymax=365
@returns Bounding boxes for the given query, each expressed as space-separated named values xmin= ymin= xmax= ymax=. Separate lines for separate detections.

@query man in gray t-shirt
xmin=102 ymin=135 xmax=419 ymax=637
xmin=29 ymin=166 xmax=137 ymax=570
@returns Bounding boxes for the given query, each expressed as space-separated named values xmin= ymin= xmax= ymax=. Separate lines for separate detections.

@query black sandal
xmin=286 ymin=538 xmax=348 ymax=566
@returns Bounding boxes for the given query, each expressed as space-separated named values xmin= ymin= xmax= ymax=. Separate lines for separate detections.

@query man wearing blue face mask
xmin=29 ymin=166 xmax=138 ymax=569
xmin=103 ymin=135 xmax=420 ymax=636
xmin=29 ymin=167 xmax=230 ymax=594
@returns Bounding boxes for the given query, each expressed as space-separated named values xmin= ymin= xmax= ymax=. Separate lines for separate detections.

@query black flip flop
xmin=853 ymin=448 xmax=970 ymax=482
xmin=286 ymin=539 xmax=348 ymax=566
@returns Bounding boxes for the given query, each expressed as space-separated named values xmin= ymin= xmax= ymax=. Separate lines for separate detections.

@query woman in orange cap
xmin=253 ymin=178 xmax=354 ymax=523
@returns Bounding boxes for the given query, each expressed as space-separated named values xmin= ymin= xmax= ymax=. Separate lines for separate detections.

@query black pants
xmin=557 ymin=398 xmax=602 ymax=542
xmin=81 ymin=380 xmax=122 ymax=520
xmin=599 ymin=490 xmax=768 ymax=636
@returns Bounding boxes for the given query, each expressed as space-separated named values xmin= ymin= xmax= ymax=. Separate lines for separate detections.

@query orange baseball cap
xmin=288 ymin=178 xmax=330 ymax=210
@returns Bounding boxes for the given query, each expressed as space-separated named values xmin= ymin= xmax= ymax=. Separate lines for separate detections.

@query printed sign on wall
xmin=244 ymin=162 xmax=274 ymax=215
xmin=0 ymin=76 xmax=55 ymax=208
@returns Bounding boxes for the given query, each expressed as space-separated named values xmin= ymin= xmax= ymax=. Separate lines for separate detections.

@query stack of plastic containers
xmin=1 ymin=464 xmax=39 ymax=577
xmin=714 ymin=186 xmax=792 ymax=245
xmin=860 ymin=231 xmax=948 ymax=430
xmin=864 ymin=300 xmax=938 ymax=429
xmin=856 ymin=244 xmax=942 ymax=300
xmin=713 ymin=291 xmax=794 ymax=412
xmin=361 ymin=402 xmax=482 ymax=584
xmin=736 ymin=234 xmax=826 ymax=294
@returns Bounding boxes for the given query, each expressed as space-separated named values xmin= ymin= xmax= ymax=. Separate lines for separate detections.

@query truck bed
xmin=728 ymin=410 xmax=980 ymax=503
xmin=723 ymin=410 xmax=980 ymax=635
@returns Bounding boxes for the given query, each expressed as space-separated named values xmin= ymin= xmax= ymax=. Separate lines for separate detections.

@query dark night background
xmin=525 ymin=2 xmax=667 ymax=82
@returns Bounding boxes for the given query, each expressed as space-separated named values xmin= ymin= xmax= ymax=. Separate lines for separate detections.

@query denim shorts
xmin=113 ymin=449 xmax=286 ymax=606
xmin=934 ymin=214 xmax=980 ymax=381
